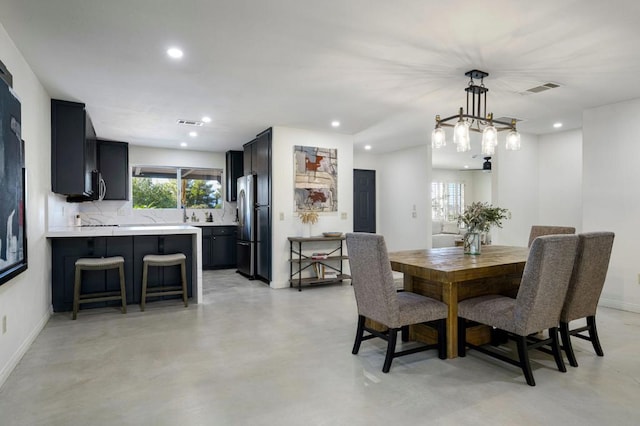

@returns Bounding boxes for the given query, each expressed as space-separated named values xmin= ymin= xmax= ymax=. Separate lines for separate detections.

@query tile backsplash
xmin=47 ymin=194 xmax=237 ymax=228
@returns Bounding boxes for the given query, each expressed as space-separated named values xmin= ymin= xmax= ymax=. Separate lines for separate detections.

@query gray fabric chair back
xmin=561 ymin=232 xmax=615 ymax=322
xmin=514 ymin=235 xmax=578 ymax=335
xmin=528 ymin=225 xmax=576 ymax=247
xmin=345 ymin=233 xmax=399 ymax=327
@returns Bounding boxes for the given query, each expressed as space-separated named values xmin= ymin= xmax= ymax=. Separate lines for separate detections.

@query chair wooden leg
xmin=560 ymin=321 xmax=578 ymax=367
xmin=180 ymin=260 xmax=188 ymax=307
xmin=549 ymin=327 xmax=566 ymax=372
xmin=72 ymin=267 xmax=82 ymax=320
xmin=457 ymin=317 xmax=466 ymax=357
xmin=141 ymin=262 xmax=148 ymax=312
xmin=587 ymin=316 xmax=604 ymax=356
xmin=352 ymin=315 xmax=366 ymax=355
xmin=382 ymin=328 xmax=398 ymax=373
xmin=516 ymin=335 xmax=536 ymax=386
xmin=118 ymin=263 xmax=127 ymax=314
xmin=437 ymin=319 xmax=447 ymax=360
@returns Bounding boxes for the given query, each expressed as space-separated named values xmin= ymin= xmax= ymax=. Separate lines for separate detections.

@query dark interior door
xmin=353 ymin=169 xmax=376 ymax=233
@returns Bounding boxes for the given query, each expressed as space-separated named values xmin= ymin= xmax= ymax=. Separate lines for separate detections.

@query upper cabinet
xmin=243 ymin=139 xmax=255 ymax=176
xmin=98 ymin=140 xmax=129 ymax=200
xmin=51 ymin=99 xmax=97 ymax=200
xmin=225 ymin=150 xmax=243 ymax=202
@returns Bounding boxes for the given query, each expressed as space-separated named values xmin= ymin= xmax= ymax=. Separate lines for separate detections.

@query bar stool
xmin=73 ymin=256 xmax=127 ymax=320
xmin=140 ymin=253 xmax=188 ymax=311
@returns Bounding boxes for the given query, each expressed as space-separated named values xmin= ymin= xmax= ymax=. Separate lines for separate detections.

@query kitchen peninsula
xmin=46 ymin=225 xmax=202 ymax=312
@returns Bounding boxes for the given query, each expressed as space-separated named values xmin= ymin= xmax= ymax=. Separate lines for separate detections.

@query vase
xmin=464 ymin=232 xmax=482 ymax=255
xmin=302 ymin=223 xmax=312 ymax=237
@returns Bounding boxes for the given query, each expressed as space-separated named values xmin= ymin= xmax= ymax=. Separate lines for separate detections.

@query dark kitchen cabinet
xmin=51 ymin=237 xmax=134 ymax=312
xmin=51 ymin=99 xmax=97 ymax=200
xmin=225 ymin=150 xmax=243 ymax=202
xmin=132 ymin=235 xmax=193 ymax=303
xmin=243 ymin=128 xmax=272 ymax=282
xmin=51 ymin=235 xmax=192 ymax=312
xmin=98 ymin=140 xmax=129 ymax=200
xmin=200 ymin=226 xmax=237 ymax=269
xmin=243 ymin=140 xmax=255 ymax=175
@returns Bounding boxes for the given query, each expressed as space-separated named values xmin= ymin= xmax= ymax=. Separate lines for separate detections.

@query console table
xmin=288 ymin=236 xmax=350 ymax=291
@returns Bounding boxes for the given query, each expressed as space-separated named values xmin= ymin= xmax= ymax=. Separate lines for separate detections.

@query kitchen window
xmin=132 ymin=166 xmax=223 ymax=209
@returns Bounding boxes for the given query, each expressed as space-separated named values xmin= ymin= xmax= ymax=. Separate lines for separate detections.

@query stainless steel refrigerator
xmin=236 ymin=174 xmax=256 ymax=278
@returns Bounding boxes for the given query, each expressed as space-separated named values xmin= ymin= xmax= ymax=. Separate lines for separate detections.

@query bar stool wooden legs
xmin=73 ymin=256 xmax=127 ymax=320
xmin=141 ymin=253 xmax=188 ymax=311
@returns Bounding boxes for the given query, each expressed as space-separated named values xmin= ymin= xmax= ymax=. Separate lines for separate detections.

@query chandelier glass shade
xmin=431 ymin=70 xmax=521 ymax=156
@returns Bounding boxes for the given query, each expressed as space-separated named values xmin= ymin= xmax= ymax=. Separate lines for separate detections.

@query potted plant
xmin=457 ymin=202 xmax=510 ymax=254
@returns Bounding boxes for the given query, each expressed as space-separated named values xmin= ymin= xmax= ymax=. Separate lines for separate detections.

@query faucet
xmin=182 ymin=206 xmax=188 ymax=223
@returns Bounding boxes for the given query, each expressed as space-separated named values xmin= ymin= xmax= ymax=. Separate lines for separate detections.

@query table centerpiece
xmin=457 ymin=202 xmax=510 ymax=254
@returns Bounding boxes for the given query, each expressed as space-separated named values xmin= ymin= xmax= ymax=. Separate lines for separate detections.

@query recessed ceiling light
xmin=202 ymin=116 xmax=211 ymax=123
xmin=464 ymin=165 xmax=469 ymax=169
xmin=553 ymin=122 xmax=563 ymax=129
xmin=189 ymin=131 xmax=197 ymax=137
xmin=167 ymin=47 xmax=183 ymax=59
xmin=331 ymin=120 xmax=340 ymax=128
xmin=180 ymin=142 xmax=188 ymax=147
xmin=364 ymin=145 xmax=371 ymax=150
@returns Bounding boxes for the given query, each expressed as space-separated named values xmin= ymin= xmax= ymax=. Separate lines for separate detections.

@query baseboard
xmin=0 ymin=309 xmax=51 ymax=389
xmin=599 ymin=297 xmax=640 ymax=314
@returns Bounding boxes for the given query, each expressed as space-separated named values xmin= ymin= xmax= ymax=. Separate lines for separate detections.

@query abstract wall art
xmin=0 ymin=64 xmax=27 ymax=287
xmin=293 ymin=145 xmax=337 ymax=212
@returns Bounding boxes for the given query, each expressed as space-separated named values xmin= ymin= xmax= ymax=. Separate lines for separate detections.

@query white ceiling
xmin=2 ymin=0 xmax=640 ymax=170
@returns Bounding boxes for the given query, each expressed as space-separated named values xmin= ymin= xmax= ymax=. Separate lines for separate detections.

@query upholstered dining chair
xmin=345 ymin=233 xmax=448 ymax=373
xmin=528 ymin=225 xmax=576 ymax=247
xmin=560 ymin=232 xmax=615 ymax=367
xmin=457 ymin=234 xmax=579 ymax=386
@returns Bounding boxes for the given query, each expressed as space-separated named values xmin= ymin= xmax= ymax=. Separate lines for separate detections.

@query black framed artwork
xmin=0 ymin=73 xmax=27 ymax=286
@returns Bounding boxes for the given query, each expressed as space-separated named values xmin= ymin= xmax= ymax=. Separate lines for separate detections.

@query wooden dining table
xmin=388 ymin=245 xmax=529 ymax=359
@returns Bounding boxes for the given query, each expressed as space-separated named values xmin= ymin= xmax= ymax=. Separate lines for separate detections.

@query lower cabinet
xmin=51 ymin=235 xmax=193 ymax=312
xmin=132 ymin=235 xmax=193 ymax=303
xmin=201 ymin=226 xmax=237 ymax=269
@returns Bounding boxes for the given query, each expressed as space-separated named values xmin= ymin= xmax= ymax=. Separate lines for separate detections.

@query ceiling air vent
xmin=525 ymin=82 xmax=561 ymax=94
xmin=176 ymin=119 xmax=204 ymax=127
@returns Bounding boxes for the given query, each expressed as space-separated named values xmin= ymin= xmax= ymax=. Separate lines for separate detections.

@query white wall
xmin=0 ymin=24 xmax=52 ymax=387
xmin=537 ymin=129 xmax=582 ymax=230
xmin=491 ymin=133 xmax=540 ymax=246
xmin=583 ymin=99 xmax=640 ymax=312
xmin=353 ymin=151 xmax=378 ymax=171
xmin=378 ymin=145 xmax=431 ymax=251
xmin=353 ymin=145 xmax=431 ymax=251
xmin=468 ymin=170 xmax=491 ymax=204
xmin=271 ymin=126 xmax=354 ymax=289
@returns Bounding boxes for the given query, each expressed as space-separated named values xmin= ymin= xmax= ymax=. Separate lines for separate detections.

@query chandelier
xmin=431 ymin=69 xmax=521 ymax=155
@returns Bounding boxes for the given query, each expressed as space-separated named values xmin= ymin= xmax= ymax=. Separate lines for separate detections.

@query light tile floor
xmin=0 ymin=270 xmax=639 ymax=425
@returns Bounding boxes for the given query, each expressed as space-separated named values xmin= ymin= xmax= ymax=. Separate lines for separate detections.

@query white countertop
xmin=187 ymin=222 xmax=238 ymax=227
xmin=46 ymin=225 xmax=203 ymax=238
